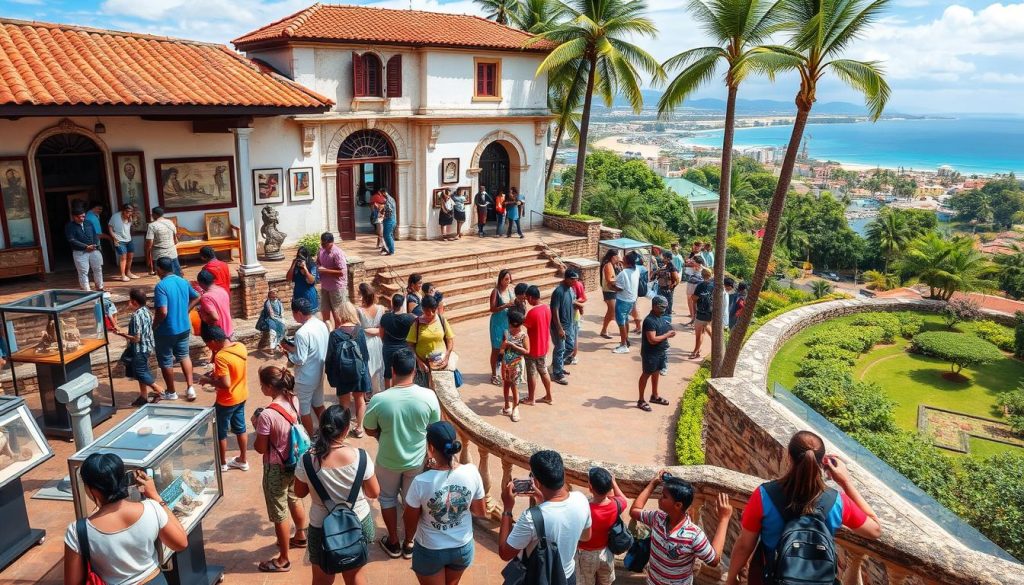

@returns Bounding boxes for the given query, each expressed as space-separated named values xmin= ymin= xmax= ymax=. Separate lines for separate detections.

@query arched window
xmin=352 ymin=52 xmax=383 ymax=98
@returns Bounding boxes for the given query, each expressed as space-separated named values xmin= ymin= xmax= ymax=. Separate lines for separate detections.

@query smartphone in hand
xmin=512 ymin=478 xmax=534 ymax=495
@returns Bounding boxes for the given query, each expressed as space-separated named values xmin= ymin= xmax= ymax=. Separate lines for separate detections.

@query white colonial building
xmin=0 ymin=5 xmax=551 ymax=280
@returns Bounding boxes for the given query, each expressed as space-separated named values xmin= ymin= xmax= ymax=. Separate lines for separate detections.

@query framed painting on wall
xmin=432 ymin=188 xmax=450 ymax=209
xmin=155 ymin=156 xmax=236 ymax=212
xmin=289 ymin=167 xmax=314 ymax=202
xmin=204 ymin=211 xmax=232 ymax=240
xmin=254 ymin=168 xmax=284 ymax=205
xmin=0 ymin=156 xmax=40 ymax=248
xmin=441 ymin=158 xmax=459 ymax=184
xmin=112 ymin=152 xmax=151 ymax=233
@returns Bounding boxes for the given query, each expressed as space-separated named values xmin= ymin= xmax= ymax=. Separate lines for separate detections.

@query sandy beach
xmin=594 ymin=135 xmax=663 ymax=158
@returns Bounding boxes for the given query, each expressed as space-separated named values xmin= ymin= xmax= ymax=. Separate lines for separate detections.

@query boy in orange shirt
xmin=198 ymin=326 xmax=250 ymax=472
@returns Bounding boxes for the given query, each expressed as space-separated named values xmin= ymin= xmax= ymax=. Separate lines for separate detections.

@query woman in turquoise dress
xmin=488 ymin=269 xmax=515 ymax=386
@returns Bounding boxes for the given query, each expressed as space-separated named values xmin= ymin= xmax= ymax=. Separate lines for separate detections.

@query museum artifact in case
xmin=0 ymin=395 xmax=53 ymax=570
xmin=68 ymin=404 xmax=224 ymax=584
xmin=0 ymin=290 xmax=116 ymax=437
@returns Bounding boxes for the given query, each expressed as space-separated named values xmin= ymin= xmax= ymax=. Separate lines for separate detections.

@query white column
xmin=231 ymin=128 xmax=264 ymax=273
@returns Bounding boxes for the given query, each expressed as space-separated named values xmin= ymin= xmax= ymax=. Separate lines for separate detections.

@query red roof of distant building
xmin=233 ymin=3 xmax=554 ymax=53
xmin=0 ymin=18 xmax=332 ymax=110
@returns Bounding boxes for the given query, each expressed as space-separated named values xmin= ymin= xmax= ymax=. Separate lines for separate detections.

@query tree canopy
xmin=911 ymin=331 xmax=1004 ymax=374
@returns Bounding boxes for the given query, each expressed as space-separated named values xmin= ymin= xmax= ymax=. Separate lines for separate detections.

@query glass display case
xmin=0 ymin=395 xmax=52 ymax=570
xmin=0 ymin=290 xmax=116 ymax=437
xmin=68 ymin=404 xmax=222 ymax=565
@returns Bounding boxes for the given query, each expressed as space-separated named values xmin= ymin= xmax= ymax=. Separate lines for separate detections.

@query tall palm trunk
xmin=710 ymin=83 xmax=738 ymax=376
xmin=546 ymin=120 xmax=566 ymax=191
xmin=721 ymin=104 xmax=811 ymax=376
xmin=571 ymin=54 xmax=597 ymax=215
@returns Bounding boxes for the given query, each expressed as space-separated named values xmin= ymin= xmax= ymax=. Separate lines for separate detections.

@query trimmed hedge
xmin=894 ymin=311 xmax=924 ymax=338
xmin=754 ymin=291 xmax=791 ymax=318
xmin=807 ymin=325 xmax=884 ymax=354
xmin=675 ymin=363 xmax=710 ymax=465
xmin=806 ymin=344 xmax=859 ymax=365
xmin=796 ymin=358 xmax=851 ymax=379
xmin=967 ymin=320 xmax=1015 ymax=352
xmin=542 ymin=208 xmax=600 ymax=221
xmin=911 ymin=331 xmax=1004 ymax=373
xmin=851 ymin=313 xmax=901 ymax=343
xmin=792 ymin=372 xmax=897 ymax=433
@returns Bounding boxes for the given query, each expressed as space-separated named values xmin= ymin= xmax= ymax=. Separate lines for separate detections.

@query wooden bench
xmin=169 ymin=213 xmax=240 ymax=261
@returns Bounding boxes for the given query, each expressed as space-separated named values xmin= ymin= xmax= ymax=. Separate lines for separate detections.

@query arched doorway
xmin=35 ymin=133 xmax=109 ymax=268
xmin=336 ymin=130 xmax=396 ymax=240
xmin=479 ymin=142 xmax=511 ymax=204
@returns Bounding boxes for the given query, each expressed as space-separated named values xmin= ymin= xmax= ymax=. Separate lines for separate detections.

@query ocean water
xmin=681 ymin=116 xmax=1024 ymax=175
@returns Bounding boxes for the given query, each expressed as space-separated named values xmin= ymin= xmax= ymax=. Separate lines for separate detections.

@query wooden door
xmin=336 ymin=165 xmax=356 ymax=240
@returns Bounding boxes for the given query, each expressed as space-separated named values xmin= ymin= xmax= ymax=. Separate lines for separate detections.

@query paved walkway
xmin=3 ymin=286 xmax=701 ymax=584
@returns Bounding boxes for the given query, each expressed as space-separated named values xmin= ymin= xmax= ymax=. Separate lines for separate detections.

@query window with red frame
xmin=475 ymin=60 xmax=500 ymax=98
xmin=352 ymin=53 xmax=384 ymax=98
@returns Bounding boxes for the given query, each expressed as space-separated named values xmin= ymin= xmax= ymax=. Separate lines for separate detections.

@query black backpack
xmin=696 ymin=284 xmax=714 ymax=316
xmin=326 ymin=327 xmax=366 ymax=389
xmin=303 ymin=450 xmax=369 ymax=574
xmin=637 ymin=267 xmax=649 ymax=298
xmin=501 ymin=507 xmax=567 ymax=585
xmin=762 ymin=481 xmax=840 ymax=585
xmin=606 ymin=498 xmax=634 ymax=555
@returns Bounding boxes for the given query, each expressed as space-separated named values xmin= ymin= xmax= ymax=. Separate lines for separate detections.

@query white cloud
xmin=976 ymin=72 xmax=1024 ymax=84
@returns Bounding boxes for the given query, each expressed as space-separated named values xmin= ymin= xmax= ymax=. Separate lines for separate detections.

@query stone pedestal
xmin=542 ymin=213 xmax=602 ymax=259
xmin=237 ymin=266 xmax=269 ymax=320
xmin=564 ymin=257 xmax=600 ymax=292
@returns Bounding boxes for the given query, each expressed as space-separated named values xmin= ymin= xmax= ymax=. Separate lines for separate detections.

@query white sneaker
xmin=661 ymin=368 xmax=669 ymax=376
xmin=226 ymin=457 xmax=250 ymax=471
xmin=569 ymin=357 xmax=580 ymax=365
xmin=163 ymin=391 xmax=179 ymax=400
xmin=185 ymin=386 xmax=197 ymax=401
xmin=612 ymin=345 xmax=629 ymax=354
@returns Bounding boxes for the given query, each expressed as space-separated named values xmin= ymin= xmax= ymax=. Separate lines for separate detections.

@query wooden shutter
xmin=366 ymin=55 xmax=382 ymax=97
xmin=352 ymin=52 xmax=366 ymax=97
xmin=476 ymin=62 xmax=486 ymax=96
xmin=386 ymin=55 xmax=402 ymax=98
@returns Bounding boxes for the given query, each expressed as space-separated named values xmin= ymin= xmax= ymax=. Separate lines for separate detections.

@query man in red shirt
xmin=522 ymin=285 xmax=553 ymax=405
xmin=197 ymin=269 xmax=233 ymax=340
xmin=200 ymin=246 xmax=231 ymax=296
xmin=577 ymin=467 xmax=629 ymax=585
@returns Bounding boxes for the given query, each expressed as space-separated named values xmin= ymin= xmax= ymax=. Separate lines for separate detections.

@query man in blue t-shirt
xmin=152 ymin=256 xmax=200 ymax=401
xmin=504 ymin=187 xmax=525 ymax=238
xmin=550 ymin=269 xmax=581 ymax=383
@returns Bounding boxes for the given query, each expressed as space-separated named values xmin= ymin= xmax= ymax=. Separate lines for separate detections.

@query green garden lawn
xmin=768 ymin=313 xmax=1024 ymax=456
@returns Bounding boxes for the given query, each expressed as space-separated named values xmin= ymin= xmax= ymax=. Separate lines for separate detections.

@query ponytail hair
xmin=80 ymin=452 xmax=131 ymax=504
xmin=312 ymin=405 xmax=352 ymax=463
xmin=258 ymin=365 xmax=295 ymax=397
xmin=425 ymin=421 xmax=462 ymax=467
xmin=778 ymin=430 xmax=828 ymax=515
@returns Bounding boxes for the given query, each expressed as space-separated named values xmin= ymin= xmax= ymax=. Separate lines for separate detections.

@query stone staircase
xmin=370 ymin=244 xmax=565 ymax=323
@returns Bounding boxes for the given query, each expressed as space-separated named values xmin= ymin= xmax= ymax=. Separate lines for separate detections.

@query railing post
xmin=842 ymin=552 xmax=866 ymax=585
xmin=478 ymin=446 xmax=502 ymax=520
xmin=456 ymin=428 xmax=471 ymax=465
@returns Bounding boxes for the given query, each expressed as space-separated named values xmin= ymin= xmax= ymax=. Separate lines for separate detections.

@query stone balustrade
xmin=431 ymin=365 xmax=1024 ymax=585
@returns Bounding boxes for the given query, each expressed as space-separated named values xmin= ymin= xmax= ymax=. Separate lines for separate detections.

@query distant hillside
xmin=604 ymin=90 xmax=868 ymax=115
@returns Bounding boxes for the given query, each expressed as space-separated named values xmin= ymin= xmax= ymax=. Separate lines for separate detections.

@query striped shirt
xmin=639 ymin=510 xmax=716 ymax=585
xmin=128 ymin=307 xmax=155 ymax=355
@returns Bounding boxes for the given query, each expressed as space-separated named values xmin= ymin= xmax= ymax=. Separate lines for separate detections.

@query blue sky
xmin=5 ymin=0 xmax=1023 ymax=114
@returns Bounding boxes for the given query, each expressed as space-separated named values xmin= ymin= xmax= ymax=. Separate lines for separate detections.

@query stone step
xmin=442 ymin=279 xmax=563 ymax=323
xmin=371 ymin=246 xmax=546 ymax=282
xmin=376 ymin=263 xmax=560 ymax=300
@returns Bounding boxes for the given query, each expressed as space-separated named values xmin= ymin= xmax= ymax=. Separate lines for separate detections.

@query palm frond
xmin=827 ymin=58 xmax=890 ymax=120
xmin=823 ymin=0 xmax=890 ymax=56
xmin=657 ymin=53 xmax=721 ymax=114
xmin=536 ymin=37 xmax=589 ymax=74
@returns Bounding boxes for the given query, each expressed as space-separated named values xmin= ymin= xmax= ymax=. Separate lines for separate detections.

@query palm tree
xmin=810 ymin=279 xmax=833 ymax=299
xmin=678 ymin=207 xmax=718 ymax=242
xmin=729 ymin=167 xmax=761 ymax=231
xmin=545 ymin=66 xmax=585 ymax=191
xmin=721 ymin=0 xmax=891 ymax=376
xmin=476 ymin=0 xmax=522 ymax=25
xmin=511 ymin=0 xmax=564 ymax=31
xmin=865 ymin=210 xmax=910 ymax=274
xmin=994 ymin=244 xmax=1024 ymax=299
xmin=585 ymin=187 xmax=649 ymax=235
xmin=536 ymin=0 xmax=663 ymax=215
xmin=896 ymin=234 xmax=994 ymax=300
xmin=777 ymin=213 xmax=809 ymax=260
xmin=657 ymin=0 xmax=785 ymax=375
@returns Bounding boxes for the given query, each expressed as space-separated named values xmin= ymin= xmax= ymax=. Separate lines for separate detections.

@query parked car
xmin=816 ymin=271 xmax=841 ymax=282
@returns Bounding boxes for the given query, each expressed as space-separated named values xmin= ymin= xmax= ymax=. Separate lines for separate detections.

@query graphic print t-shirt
xmin=405 ymin=464 xmax=485 ymax=549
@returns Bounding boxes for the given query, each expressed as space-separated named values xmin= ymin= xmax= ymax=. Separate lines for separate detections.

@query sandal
xmin=500 ymin=407 xmax=512 ymax=416
xmin=491 ymin=374 xmax=502 ymax=386
xmin=688 ymin=352 xmax=702 ymax=359
xmin=538 ymin=396 xmax=553 ymax=405
xmin=637 ymin=400 xmax=652 ymax=412
xmin=289 ymin=537 xmax=307 ymax=549
xmin=511 ymin=406 xmax=520 ymax=422
xmin=258 ymin=559 xmax=291 ymax=573
xmin=599 ymin=333 xmax=613 ymax=339
xmin=650 ymin=396 xmax=670 ymax=406
xmin=351 ymin=427 xmax=365 ymax=439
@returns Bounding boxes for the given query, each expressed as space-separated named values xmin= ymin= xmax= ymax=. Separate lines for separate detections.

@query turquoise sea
xmin=681 ymin=116 xmax=1024 ymax=176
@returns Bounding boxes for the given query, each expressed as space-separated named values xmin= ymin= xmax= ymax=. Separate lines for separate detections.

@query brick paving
xmin=1 ymin=280 xmax=700 ymax=585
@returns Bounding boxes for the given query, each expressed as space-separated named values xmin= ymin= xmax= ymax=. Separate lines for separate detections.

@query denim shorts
xmin=115 ymin=240 xmax=134 ymax=257
xmin=127 ymin=351 xmax=155 ymax=385
xmin=411 ymin=541 xmax=475 ymax=576
xmin=215 ymin=402 xmax=246 ymax=439
xmin=614 ymin=300 xmax=635 ymax=326
xmin=155 ymin=332 xmax=190 ymax=368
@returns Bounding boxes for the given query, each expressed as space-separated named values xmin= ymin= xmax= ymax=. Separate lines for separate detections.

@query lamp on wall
xmin=94 ymin=118 xmax=106 ymax=134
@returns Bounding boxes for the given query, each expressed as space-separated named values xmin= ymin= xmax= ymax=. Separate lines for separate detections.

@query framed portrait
xmin=112 ymin=152 xmax=151 ymax=233
xmin=155 ymin=156 xmax=236 ymax=212
xmin=0 ymin=156 xmax=40 ymax=248
xmin=432 ymin=188 xmax=450 ymax=209
xmin=456 ymin=186 xmax=471 ymax=201
xmin=204 ymin=211 xmax=232 ymax=240
xmin=253 ymin=168 xmax=284 ymax=205
xmin=441 ymin=158 xmax=459 ymax=184
xmin=164 ymin=215 xmax=179 ymax=229
xmin=288 ymin=167 xmax=314 ymax=202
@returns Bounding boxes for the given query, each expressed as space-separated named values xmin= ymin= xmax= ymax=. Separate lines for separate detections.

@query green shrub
xmin=807 ymin=325 xmax=882 ymax=353
xmin=911 ymin=331 xmax=1004 ymax=374
xmin=943 ymin=298 xmax=983 ymax=329
xmin=956 ymin=453 xmax=1024 ymax=559
xmin=1017 ymin=322 xmax=1024 ymax=359
xmin=796 ymin=358 xmax=851 ymax=379
xmin=782 ymin=288 xmax=814 ymax=304
xmin=793 ymin=372 xmax=855 ymax=419
xmin=297 ymin=233 xmax=322 ymax=257
xmin=675 ymin=364 xmax=709 ymax=464
xmin=793 ymin=373 xmax=896 ymax=433
xmin=852 ymin=430 xmax=958 ymax=502
xmin=806 ymin=344 xmax=859 ymax=365
xmin=998 ymin=387 xmax=1024 ymax=435
xmin=851 ymin=313 xmax=902 ymax=343
xmin=894 ymin=311 xmax=924 ymax=338
xmin=543 ymin=208 xmax=599 ymax=221
xmin=967 ymin=320 xmax=1014 ymax=352
xmin=754 ymin=291 xmax=790 ymax=318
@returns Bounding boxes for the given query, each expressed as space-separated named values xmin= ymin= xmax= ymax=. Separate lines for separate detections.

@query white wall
xmin=422 ymin=50 xmax=547 ymax=114
xmin=0 ymin=115 xmax=325 ymax=269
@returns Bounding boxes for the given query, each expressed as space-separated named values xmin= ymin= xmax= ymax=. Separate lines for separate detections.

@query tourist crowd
xmin=62 ymin=222 xmax=878 ymax=585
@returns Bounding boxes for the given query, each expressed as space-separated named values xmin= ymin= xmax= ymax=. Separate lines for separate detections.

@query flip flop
xmin=650 ymin=396 xmax=670 ymax=406
xmin=538 ymin=396 xmax=553 ymax=405
xmin=258 ymin=559 xmax=291 ymax=573
xmin=688 ymin=352 xmax=702 ymax=359
xmin=637 ymin=400 xmax=652 ymax=412
xmin=289 ymin=537 xmax=307 ymax=549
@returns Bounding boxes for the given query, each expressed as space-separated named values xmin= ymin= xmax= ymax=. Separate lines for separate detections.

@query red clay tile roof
xmin=0 ymin=18 xmax=332 ymax=110
xmin=233 ymin=3 xmax=554 ymax=53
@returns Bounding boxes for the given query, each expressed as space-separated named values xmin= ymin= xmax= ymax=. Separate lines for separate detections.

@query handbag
xmin=75 ymin=518 xmax=107 ymax=585
xmin=118 ymin=344 xmax=136 ymax=369
xmin=623 ymin=519 xmax=652 ymax=572
xmin=606 ymin=498 xmax=635 ymax=555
